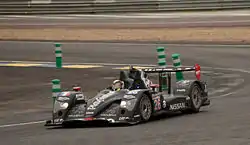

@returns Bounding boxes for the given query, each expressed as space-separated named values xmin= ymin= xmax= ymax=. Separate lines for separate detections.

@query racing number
xmin=153 ymin=96 xmax=161 ymax=111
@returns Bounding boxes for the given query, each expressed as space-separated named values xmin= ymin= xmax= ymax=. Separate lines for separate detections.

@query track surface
xmin=0 ymin=41 xmax=250 ymax=145
xmin=0 ymin=10 xmax=250 ymax=28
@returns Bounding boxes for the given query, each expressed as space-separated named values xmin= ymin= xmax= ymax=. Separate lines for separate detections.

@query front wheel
xmin=138 ymin=94 xmax=152 ymax=121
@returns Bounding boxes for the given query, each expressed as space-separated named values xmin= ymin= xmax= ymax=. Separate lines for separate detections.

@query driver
xmin=111 ymin=80 xmax=124 ymax=91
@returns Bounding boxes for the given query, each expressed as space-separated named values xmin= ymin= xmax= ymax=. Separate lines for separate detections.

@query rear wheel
xmin=138 ymin=94 xmax=152 ymax=121
xmin=182 ymin=83 xmax=203 ymax=114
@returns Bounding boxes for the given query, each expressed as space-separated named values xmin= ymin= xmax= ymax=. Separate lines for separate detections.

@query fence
xmin=0 ymin=0 xmax=250 ymax=15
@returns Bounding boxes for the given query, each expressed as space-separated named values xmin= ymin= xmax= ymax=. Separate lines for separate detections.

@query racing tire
xmin=182 ymin=83 xmax=203 ymax=114
xmin=138 ymin=94 xmax=152 ymax=122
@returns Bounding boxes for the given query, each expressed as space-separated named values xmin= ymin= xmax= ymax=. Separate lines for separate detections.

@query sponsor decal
xmin=176 ymin=89 xmax=186 ymax=92
xmin=133 ymin=115 xmax=140 ymax=118
xmin=119 ymin=117 xmax=129 ymax=120
xmin=177 ymin=80 xmax=190 ymax=87
xmin=107 ymin=118 xmax=115 ymax=123
xmin=57 ymin=96 xmax=70 ymax=101
xmin=87 ymin=105 xmax=95 ymax=110
xmin=87 ymin=92 xmax=115 ymax=110
xmin=76 ymin=93 xmax=85 ymax=100
xmin=162 ymin=100 xmax=166 ymax=108
xmin=127 ymin=90 xmax=140 ymax=95
xmin=153 ymin=96 xmax=161 ymax=111
xmin=101 ymin=114 xmax=116 ymax=117
xmin=68 ymin=105 xmax=86 ymax=116
xmin=68 ymin=114 xmax=85 ymax=117
xmin=123 ymin=95 xmax=136 ymax=99
xmin=104 ymin=108 xmax=117 ymax=114
xmin=86 ymin=112 xmax=94 ymax=115
xmin=54 ymin=118 xmax=63 ymax=122
xmin=59 ymin=92 xmax=71 ymax=96
xmin=169 ymin=103 xmax=186 ymax=110
xmin=181 ymin=80 xmax=190 ymax=84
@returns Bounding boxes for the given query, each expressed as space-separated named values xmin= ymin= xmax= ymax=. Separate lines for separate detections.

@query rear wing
xmin=142 ymin=66 xmax=194 ymax=72
xmin=142 ymin=64 xmax=201 ymax=80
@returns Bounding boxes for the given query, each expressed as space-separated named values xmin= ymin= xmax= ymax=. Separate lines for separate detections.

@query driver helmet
xmin=112 ymin=80 xmax=124 ymax=91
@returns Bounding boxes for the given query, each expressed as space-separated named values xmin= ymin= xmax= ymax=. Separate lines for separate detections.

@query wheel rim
xmin=140 ymin=96 xmax=152 ymax=120
xmin=191 ymin=86 xmax=202 ymax=108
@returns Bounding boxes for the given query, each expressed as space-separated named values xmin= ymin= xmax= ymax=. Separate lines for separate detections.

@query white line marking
xmin=0 ymin=120 xmax=45 ymax=128
xmin=220 ymin=79 xmax=245 ymax=87
xmin=2 ymin=10 xmax=250 ymax=19
xmin=3 ymin=15 xmax=80 ymax=19
xmin=209 ymin=88 xmax=230 ymax=95
xmin=30 ymin=0 xmax=51 ymax=4
xmin=211 ymin=92 xmax=236 ymax=99
xmin=0 ymin=17 xmax=17 ymax=20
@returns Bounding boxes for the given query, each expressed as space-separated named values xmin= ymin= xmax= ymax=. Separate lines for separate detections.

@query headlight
xmin=120 ymin=99 xmax=137 ymax=111
xmin=54 ymin=101 xmax=69 ymax=113
xmin=60 ymin=102 xmax=68 ymax=109
xmin=120 ymin=101 xmax=127 ymax=108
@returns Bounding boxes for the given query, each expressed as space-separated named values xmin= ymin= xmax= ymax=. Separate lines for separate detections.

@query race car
xmin=45 ymin=64 xmax=210 ymax=127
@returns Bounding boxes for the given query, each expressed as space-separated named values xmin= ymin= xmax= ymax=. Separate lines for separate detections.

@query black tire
xmin=138 ymin=94 xmax=152 ymax=121
xmin=181 ymin=83 xmax=203 ymax=114
xmin=189 ymin=83 xmax=203 ymax=113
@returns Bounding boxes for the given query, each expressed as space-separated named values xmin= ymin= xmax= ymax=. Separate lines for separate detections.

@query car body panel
xmin=45 ymin=65 xmax=210 ymax=127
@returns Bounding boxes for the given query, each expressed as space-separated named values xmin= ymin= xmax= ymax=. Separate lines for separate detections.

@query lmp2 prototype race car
xmin=45 ymin=64 xmax=210 ymax=127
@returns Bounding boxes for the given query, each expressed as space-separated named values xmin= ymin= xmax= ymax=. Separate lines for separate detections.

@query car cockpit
xmin=119 ymin=67 xmax=149 ymax=90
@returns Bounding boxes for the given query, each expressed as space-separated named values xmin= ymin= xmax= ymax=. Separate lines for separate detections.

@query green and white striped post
xmin=52 ymin=79 xmax=61 ymax=98
xmin=52 ymin=79 xmax=61 ymax=123
xmin=172 ymin=53 xmax=184 ymax=81
xmin=157 ymin=46 xmax=167 ymax=90
xmin=55 ymin=43 xmax=62 ymax=69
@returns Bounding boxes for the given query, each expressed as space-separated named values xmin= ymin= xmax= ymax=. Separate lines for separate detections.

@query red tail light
xmin=84 ymin=117 xmax=94 ymax=121
xmin=195 ymin=64 xmax=201 ymax=80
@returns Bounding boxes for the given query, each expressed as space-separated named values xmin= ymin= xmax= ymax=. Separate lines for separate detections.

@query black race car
xmin=45 ymin=64 xmax=210 ymax=127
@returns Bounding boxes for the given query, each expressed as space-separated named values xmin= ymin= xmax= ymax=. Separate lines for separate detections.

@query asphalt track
xmin=0 ymin=41 xmax=250 ymax=145
xmin=0 ymin=10 xmax=250 ymax=28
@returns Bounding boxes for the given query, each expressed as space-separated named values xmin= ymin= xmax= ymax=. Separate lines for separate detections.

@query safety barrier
xmin=0 ymin=0 xmax=250 ymax=15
